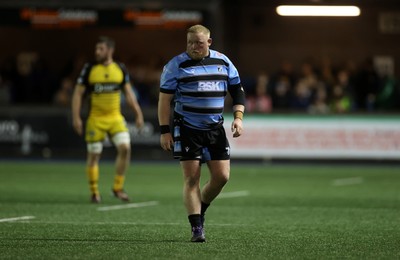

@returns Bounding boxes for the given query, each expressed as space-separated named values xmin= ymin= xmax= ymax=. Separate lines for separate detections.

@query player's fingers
xmin=232 ymin=127 xmax=237 ymax=135
xmin=233 ymin=126 xmax=242 ymax=138
xmin=161 ymin=139 xmax=172 ymax=151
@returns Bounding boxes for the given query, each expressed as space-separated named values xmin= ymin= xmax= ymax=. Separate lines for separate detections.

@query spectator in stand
xmin=291 ymin=80 xmax=314 ymax=110
xmin=354 ymin=58 xmax=380 ymax=112
xmin=376 ymin=75 xmax=399 ymax=111
xmin=53 ymin=77 xmax=75 ymax=107
xmin=8 ymin=51 xmax=56 ymax=104
xmin=269 ymin=60 xmax=296 ymax=110
xmin=319 ymin=57 xmax=336 ymax=89
xmin=298 ymin=61 xmax=319 ymax=88
xmin=126 ymin=55 xmax=164 ymax=107
xmin=54 ymin=54 xmax=88 ymax=107
xmin=372 ymin=57 xmax=399 ymax=111
xmin=308 ymin=83 xmax=330 ymax=114
xmin=337 ymin=68 xmax=355 ymax=109
xmin=330 ymin=85 xmax=352 ymax=113
xmin=8 ymin=52 xmax=40 ymax=104
xmin=246 ymin=72 xmax=272 ymax=113
xmin=290 ymin=62 xmax=318 ymax=111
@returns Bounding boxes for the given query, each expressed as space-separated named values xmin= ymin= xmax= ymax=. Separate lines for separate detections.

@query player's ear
xmin=208 ymin=38 xmax=212 ymax=46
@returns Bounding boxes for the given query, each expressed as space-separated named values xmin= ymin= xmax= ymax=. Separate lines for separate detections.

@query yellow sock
xmin=86 ymin=165 xmax=99 ymax=195
xmin=113 ymin=175 xmax=125 ymax=191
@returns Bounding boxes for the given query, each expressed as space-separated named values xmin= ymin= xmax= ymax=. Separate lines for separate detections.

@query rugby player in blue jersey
xmin=158 ymin=24 xmax=245 ymax=242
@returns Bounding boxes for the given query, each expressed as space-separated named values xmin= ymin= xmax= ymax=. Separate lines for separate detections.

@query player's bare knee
xmin=118 ymin=145 xmax=131 ymax=158
xmin=217 ymin=174 xmax=229 ymax=186
xmin=185 ymin=176 xmax=200 ymax=188
xmin=211 ymin=172 xmax=230 ymax=186
xmin=220 ymin=174 xmax=230 ymax=184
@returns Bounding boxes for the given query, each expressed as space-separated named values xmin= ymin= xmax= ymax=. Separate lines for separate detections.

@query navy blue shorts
xmin=173 ymin=119 xmax=230 ymax=161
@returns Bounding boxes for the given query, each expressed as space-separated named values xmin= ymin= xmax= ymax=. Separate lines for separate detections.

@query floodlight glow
xmin=276 ymin=5 xmax=361 ymax=17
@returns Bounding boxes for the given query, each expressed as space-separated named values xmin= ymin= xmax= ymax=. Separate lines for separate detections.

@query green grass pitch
xmin=0 ymin=161 xmax=399 ymax=259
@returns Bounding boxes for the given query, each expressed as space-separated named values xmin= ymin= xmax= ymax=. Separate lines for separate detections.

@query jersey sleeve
xmin=225 ymin=56 xmax=241 ymax=86
xmin=118 ymin=62 xmax=131 ymax=85
xmin=160 ymin=58 xmax=179 ymax=94
xmin=76 ymin=63 xmax=92 ymax=87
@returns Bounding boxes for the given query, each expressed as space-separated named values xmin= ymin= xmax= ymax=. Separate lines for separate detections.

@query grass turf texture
xmin=0 ymin=161 xmax=399 ymax=259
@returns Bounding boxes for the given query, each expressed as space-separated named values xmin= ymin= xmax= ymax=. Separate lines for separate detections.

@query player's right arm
xmin=71 ymin=84 xmax=85 ymax=136
xmin=158 ymin=92 xmax=174 ymax=151
xmin=158 ymin=58 xmax=178 ymax=151
xmin=72 ymin=63 xmax=91 ymax=136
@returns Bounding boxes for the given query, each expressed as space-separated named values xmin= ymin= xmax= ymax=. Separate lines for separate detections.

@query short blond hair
xmin=187 ymin=24 xmax=210 ymax=37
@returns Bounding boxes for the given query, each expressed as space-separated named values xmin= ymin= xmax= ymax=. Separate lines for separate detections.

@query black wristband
xmin=160 ymin=125 xmax=170 ymax=134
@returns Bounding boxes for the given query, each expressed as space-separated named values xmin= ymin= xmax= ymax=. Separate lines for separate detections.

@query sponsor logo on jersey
xmin=197 ymin=81 xmax=220 ymax=91
xmin=93 ymin=83 xmax=119 ymax=93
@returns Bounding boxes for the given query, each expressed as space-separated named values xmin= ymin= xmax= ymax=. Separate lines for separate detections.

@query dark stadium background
xmin=0 ymin=0 xmax=399 ymax=161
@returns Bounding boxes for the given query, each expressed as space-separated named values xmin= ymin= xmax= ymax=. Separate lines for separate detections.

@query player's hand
xmin=73 ymin=117 xmax=83 ymax=136
xmin=135 ymin=116 xmax=144 ymax=130
xmin=160 ymin=133 xmax=174 ymax=151
xmin=231 ymin=118 xmax=243 ymax=138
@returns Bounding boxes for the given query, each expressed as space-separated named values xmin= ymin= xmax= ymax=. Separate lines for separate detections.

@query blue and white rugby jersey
xmin=160 ymin=49 xmax=241 ymax=130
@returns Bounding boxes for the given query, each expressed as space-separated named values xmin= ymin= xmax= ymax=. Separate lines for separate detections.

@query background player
xmin=72 ymin=36 xmax=144 ymax=203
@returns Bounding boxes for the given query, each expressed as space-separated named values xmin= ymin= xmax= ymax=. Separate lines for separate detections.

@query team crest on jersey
xmin=218 ymin=66 xmax=223 ymax=72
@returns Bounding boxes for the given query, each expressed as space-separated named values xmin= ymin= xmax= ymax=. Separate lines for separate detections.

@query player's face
xmin=186 ymin=32 xmax=211 ymax=60
xmin=95 ymin=43 xmax=112 ymax=64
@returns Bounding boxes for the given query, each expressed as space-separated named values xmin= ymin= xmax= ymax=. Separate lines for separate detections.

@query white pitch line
xmin=0 ymin=216 xmax=35 ymax=223
xmin=218 ymin=190 xmax=250 ymax=199
xmin=10 ymin=221 xmax=250 ymax=227
xmin=332 ymin=177 xmax=364 ymax=186
xmin=97 ymin=201 xmax=159 ymax=211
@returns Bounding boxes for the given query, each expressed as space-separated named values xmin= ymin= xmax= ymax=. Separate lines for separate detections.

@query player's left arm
xmin=228 ymin=83 xmax=245 ymax=138
xmin=123 ymin=83 xmax=144 ymax=129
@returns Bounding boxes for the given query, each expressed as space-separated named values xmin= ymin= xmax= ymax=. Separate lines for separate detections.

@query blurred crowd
xmin=0 ymin=51 xmax=399 ymax=114
xmin=243 ymin=58 xmax=399 ymax=114
xmin=0 ymin=51 xmax=163 ymax=109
